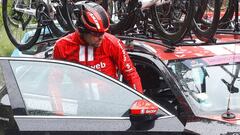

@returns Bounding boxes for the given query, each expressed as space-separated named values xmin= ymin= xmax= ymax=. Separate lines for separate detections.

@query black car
xmin=4 ymin=34 xmax=240 ymax=134
xmin=125 ymin=35 xmax=240 ymax=134
xmin=0 ymin=57 xmax=184 ymax=135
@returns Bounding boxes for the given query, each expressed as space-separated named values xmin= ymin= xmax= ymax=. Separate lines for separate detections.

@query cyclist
xmin=53 ymin=1 xmax=143 ymax=93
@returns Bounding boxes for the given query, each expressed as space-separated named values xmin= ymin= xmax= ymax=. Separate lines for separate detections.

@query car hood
xmin=202 ymin=113 xmax=240 ymax=125
xmin=184 ymin=115 xmax=240 ymax=134
xmin=151 ymin=43 xmax=240 ymax=61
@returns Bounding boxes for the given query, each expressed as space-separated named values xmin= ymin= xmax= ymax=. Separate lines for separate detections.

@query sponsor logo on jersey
xmin=118 ymin=40 xmax=127 ymax=62
xmin=117 ymin=40 xmax=133 ymax=71
xmin=90 ymin=62 xmax=106 ymax=70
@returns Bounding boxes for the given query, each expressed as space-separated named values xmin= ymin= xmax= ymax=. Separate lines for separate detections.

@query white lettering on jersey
xmin=90 ymin=62 xmax=106 ymax=70
xmin=126 ymin=63 xmax=131 ymax=69
xmin=118 ymin=40 xmax=127 ymax=61
xmin=117 ymin=40 xmax=132 ymax=71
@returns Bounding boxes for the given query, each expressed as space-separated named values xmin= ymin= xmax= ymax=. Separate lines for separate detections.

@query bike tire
xmin=43 ymin=3 xmax=67 ymax=37
xmin=150 ymin=0 xmax=195 ymax=44
xmin=192 ymin=0 xmax=221 ymax=42
xmin=61 ymin=0 xmax=77 ymax=33
xmin=56 ymin=0 xmax=76 ymax=32
xmin=109 ymin=0 xmax=139 ymax=34
xmin=2 ymin=0 xmax=42 ymax=51
xmin=56 ymin=0 xmax=73 ymax=31
xmin=218 ymin=0 xmax=235 ymax=28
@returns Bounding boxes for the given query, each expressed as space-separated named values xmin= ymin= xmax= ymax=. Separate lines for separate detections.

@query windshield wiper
xmin=221 ymin=64 xmax=240 ymax=119
xmin=201 ymin=67 xmax=209 ymax=93
xmin=221 ymin=79 xmax=239 ymax=93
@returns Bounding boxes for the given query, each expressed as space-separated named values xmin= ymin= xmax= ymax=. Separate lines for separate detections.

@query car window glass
xmin=0 ymin=65 xmax=9 ymax=106
xmin=10 ymin=61 xmax=142 ymax=117
xmin=0 ymin=65 xmax=5 ymax=90
xmin=1 ymin=95 xmax=10 ymax=106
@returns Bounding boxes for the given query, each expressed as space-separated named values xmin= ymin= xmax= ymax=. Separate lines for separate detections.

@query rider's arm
xmin=111 ymin=39 xmax=143 ymax=93
xmin=53 ymin=40 xmax=64 ymax=60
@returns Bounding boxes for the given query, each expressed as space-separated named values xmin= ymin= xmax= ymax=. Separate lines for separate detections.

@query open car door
xmin=0 ymin=57 xmax=184 ymax=135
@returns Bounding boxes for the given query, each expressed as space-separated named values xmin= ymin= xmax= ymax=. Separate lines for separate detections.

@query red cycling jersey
xmin=53 ymin=31 xmax=143 ymax=93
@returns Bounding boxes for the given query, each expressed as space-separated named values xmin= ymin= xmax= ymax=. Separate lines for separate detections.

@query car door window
xmin=10 ymin=61 xmax=141 ymax=117
xmin=0 ymin=65 xmax=5 ymax=91
xmin=0 ymin=65 xmax=9 ymax=106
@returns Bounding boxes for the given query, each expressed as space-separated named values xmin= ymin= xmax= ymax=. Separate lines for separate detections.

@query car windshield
xmin=168 ymin=54 xmax=240 ymax=114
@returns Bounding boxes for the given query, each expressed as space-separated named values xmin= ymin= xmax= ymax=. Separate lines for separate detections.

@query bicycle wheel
xmin=150 ymin=0 xmax=195 ymax=44
xmin=192 ymin=0 xmax=221 ymax=42
xmin=55 ymin=0 xmax=73 ymax=31
xmin=106 ymin=0 xmax=114 ymax=20
xmin=2 ymin=0 xmax=41 ymax=51
xmin=109 ymin=0 xmax=139 ymax=34
xmin=41 ymin=2 xmax=67 ymax=37
xmin=60 ymin=0 xmax=78 ymax=33
xmin=218 ymin=0 xmax=235 ymax=28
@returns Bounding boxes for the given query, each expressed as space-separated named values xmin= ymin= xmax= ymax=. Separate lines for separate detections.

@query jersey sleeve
xmin=110 ymin=39 xmax=143 ymax=93
xmin=53 ymin=40 xmax=64 ymax=60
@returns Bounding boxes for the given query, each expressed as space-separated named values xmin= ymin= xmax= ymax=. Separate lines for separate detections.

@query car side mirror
xmin=129 ymin=99 xmax=159 ymax=130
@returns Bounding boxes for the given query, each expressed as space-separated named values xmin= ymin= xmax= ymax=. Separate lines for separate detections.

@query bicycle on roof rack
xmin=1 ymin=0 xmax=121 ymax=51
xmin=62 ymin=0 xmax=197 ymax=44
xmin=216 ymin=0 xmax=240 ymax=34
xmin=107 ymin=0 xmax=222 ymax=44
xmin=191 ymin=0 xmax=221 ymax=43
xmin=3 ymin=0 xmax=239 ymax=52
xmin=113 ymin=0 xmax=237 ymax=45
xmin=112 ymin=0 xmax=196 ymax=44
xmin=2 ymin=0 xmax=71 ymax=51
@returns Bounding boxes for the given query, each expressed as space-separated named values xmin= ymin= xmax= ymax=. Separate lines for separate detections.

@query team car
xmin=0 ymin=57 xmax=183 ymax=135
xmin=124 ymin=34 xmax=240 ymax=134
xmin=3 ymin=33 xmax=240 ymax=134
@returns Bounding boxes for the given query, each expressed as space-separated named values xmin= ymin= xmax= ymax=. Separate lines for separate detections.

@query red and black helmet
xmin=74 ymin=1 xmax=110 ymax=33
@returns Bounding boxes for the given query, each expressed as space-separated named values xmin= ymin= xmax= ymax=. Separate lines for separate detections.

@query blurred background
xmin=0 ymin=3 xmax=15 ymax=56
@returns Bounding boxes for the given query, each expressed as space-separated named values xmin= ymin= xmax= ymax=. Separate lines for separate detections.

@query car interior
xmin=129 ymin=56 xmax=179 ymax=115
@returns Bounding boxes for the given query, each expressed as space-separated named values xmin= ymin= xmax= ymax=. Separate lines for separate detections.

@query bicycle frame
xmin=14 ymin=0 xmax=37 ymax=16
xmin=13 ymin=0 xmax=60 ymax=17
xmin=139 ymin=0 xmax=171 ymax=10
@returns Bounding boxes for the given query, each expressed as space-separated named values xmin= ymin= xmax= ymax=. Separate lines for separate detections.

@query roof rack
xmin=175 ymin=37 xmax=240 ymax=46
xmin=116 ymin=35 xmax=176 ymax=52
xmin=117 ymin=32 xmax=240 ymax=48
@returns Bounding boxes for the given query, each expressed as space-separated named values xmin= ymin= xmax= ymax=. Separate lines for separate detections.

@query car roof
xmin=139 ymin=34 xmax=240 ymax=61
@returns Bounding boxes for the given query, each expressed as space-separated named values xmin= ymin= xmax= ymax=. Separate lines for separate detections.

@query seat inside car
xmin=134 ymin=62 xmax=170 ymax=96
